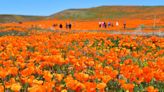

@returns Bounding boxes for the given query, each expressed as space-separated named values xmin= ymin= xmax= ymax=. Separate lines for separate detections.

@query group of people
xmin=53 ymin=23 xmax=72 ymax=29
xmin=99 ymin=21 xmax=126 ymax=29
xmin=16 ymin=21 xmax=127 ymax=30
xmin=65 ymin=23 xmax=72 ymax=29
xmin=99 ymin=22 xmax=107 ymax=28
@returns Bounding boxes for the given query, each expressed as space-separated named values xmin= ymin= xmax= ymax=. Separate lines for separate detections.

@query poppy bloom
xmin=122 ymin=83 xmax=134 ymax=92
xmin=146 ymin=86 xmax=158 ymax=92
xmin=11 ymin=83 xmax=22 ymax=92
xmin=55 ymin=73 xmax=64 ymax=82
xmin=0 ymin=85 xmax=4 ymax=92
xmin=96 ymin=82 xmax=106 ymax=91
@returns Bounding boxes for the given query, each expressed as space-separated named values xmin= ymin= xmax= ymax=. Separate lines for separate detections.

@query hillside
xmin=0 ymin=15 xmax=46 ymax=23
xmin=50 ymin=6 xmax=164 ymax=20
xmin=0 ymin=6 xmax=164 ymax=23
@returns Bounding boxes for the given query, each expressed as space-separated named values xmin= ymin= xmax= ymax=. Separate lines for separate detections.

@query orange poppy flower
xmin=96 ymin=82 xmax=106 ymax=91
xmin=11 ymin=83 xmax=22 ymax=92
xmin=146 ymin=86 xmax=158 ymax=92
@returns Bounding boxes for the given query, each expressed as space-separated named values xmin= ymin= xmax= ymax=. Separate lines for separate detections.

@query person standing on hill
xmin=53 ymin=24 xmax=57 ymax=30
xmin=116 ymin=21 xmax=119 ymax=27
xmin=104 ymin=22 xmax=107 ymax=28
xmin=99 ymin=21 xmax=102 ymax=28
xmin=108 ymin=22 xmax=111 ymax=27
xmin=69 ymin=23 xmax=72 ymax=29
xmin=53 ymin=24 xmax=57 ymax=27
xmin=123 ymin=21 xmax=126 ymax=29
xmin=59 ymin=24 xmax=63 ymax=29
xmin=101 ymin=22 xmax=104 ymax=28
xmin=102 ymin=22 xmax=106 ymax=28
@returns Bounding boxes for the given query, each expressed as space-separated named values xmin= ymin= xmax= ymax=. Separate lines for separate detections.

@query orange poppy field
xmin=0 ymin=19 xmax=164 ymax=92
xmin=1 ymin=1 xmax=164 ymax=91
xmin=0 ymin=18 xmax=164 ymax=32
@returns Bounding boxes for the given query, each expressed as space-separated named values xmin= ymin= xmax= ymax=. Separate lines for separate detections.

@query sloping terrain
xmin=50 ymin=6 xmax=164 ymax=20
xmin=0 ymin=6 xmax=163 ymax=24
xmin=0 ymin=14 xmax=46 ymax=23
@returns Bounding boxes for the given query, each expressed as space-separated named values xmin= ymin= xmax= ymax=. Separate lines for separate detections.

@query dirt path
xmin=66 ymin=30 xmax=164 ymax=37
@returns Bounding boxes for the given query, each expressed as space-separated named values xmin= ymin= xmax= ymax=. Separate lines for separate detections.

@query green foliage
xmin=105 ymin=80 xmax=122 ymax=92
xmin=0 ymin=31 xmax=29 ymax=37
xmin=51 ymin=6 xmax=164 ymax=20
xmin=27 ymin=46 xmax=35 ymax=52
xmin=0 ymin=15 xmax=45 ymax=23
xmin=21 ymin=83 xmax=29 ymax=92
xmin=139 ymin=24 xmax=145 ymax=29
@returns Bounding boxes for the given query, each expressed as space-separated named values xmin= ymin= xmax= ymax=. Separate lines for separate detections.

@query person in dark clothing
xmin=104 ymin=22 xmax=107 ymax=28
xmin=53 ymin=24 xmax=57 ymax=27
xmin=18 ymin=21 xmax=23 ymax=24
xmin=59 ymin=24 xmax=63 ymax=29
xmin=68 ymin=23 xmax=72 ymax=29
xmin=123 ymin=21 xmax=126 ymax=29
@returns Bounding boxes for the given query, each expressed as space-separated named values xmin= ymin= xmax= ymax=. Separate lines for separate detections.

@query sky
xmin=0 ymin=0 xmax=163 ymax=16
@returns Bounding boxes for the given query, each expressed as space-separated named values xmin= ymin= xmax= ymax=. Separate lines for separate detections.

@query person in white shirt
xmin=116 ymin=21 xmax=119 ymax=27
xmin=99 ymin=22 xmax=102 ymax=28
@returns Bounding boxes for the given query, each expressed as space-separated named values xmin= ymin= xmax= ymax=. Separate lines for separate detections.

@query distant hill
xmin=50 ymin=6 xmax=164 ymax=20
xmin=0 ymin=15 xmax=46 ymax=23
xmin=0 ymin=6 xmax=164 ymax=23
